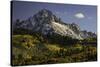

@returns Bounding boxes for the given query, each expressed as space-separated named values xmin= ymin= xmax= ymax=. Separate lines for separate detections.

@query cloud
xmin=74 ymin=13 xmax=85 ymax=19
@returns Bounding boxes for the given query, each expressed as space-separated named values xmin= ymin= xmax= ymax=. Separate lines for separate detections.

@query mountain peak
xmin=13 ymin=9 xmax=96 ymax=40
xmin=39 ymin=9 xmax=52 ymax=14
xmin=33 ymin=9 xmax=55 ymax=24
xmin=37 ymin=9 xmax=53 ymax=17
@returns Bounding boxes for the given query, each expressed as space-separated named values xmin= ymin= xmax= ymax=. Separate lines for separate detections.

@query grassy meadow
xmin=12 ymin=33 xmax=97 ymax=66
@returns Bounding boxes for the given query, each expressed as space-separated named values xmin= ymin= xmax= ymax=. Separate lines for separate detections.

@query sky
xmin=12 ymin=1 xmax=97 ymax=33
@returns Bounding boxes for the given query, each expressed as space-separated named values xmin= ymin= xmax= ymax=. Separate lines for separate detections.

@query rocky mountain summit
xmin=13 ymin=9 xmax=96 ymax=39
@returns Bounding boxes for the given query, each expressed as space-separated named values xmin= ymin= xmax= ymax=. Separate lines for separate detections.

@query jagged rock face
xmin=13 ymin=9 xmax=96 ymax=40
xmin=80 ymin=31 xmax=97 ymax=38
xmin=68 ymin=23 xmax=81 ymax=36
xmin=33 ymin=9 xmax=55 ymax=24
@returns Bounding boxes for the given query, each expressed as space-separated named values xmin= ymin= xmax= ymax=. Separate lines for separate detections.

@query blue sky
xmin=12 ymin=1 xmax=97 ymax=33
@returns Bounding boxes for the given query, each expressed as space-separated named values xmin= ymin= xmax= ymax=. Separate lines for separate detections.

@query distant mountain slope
xmin=13 ymin=9 xmax=96 ymax=39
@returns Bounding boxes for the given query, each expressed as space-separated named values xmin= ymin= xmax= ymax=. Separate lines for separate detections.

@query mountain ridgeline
xmin=13 ymin=9 xmax=96 ymax=40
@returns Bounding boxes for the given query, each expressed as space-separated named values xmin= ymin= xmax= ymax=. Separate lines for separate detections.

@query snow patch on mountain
xmin=51 ymin=22 xmax=82 ymax=39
